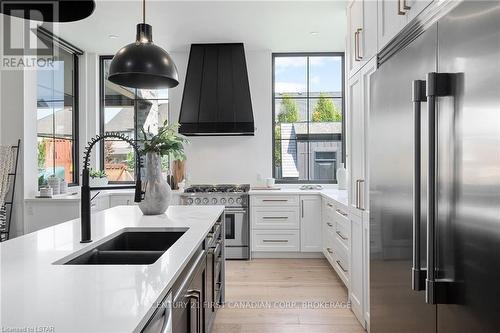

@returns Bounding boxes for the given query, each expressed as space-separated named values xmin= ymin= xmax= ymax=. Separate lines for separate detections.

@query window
xmin=99 ymin=56 xmax=169 ymax=182
xmin=37 ymin=35 xmax=80 ymax=187
xmin=272 ymin=53 xmax=344 ymax=183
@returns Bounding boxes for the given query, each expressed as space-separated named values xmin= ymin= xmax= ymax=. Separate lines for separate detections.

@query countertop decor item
xmin=172 ymin=160 xmax=185 ymax=190
xmin=265 ymin=177 xmax=275 ymax=188
xmin=108 ymin=0 xmax=179 ymax=89
xmin=140 ymin=152 xmax=171 ymax=215
xmin=337 ymin=163 xmax=347 ymax=190
xmin=139 ymin=121 xmax=188 ymax=215
xmin=88 ymin=169 xmax=108 ymax=188
xmin=38 ymin=187 xmax=53 ymax=198
xmin=59 ymin=180 xmax=68 ymax=194
xmin=47 ymin=176 xmax=61 ymax=195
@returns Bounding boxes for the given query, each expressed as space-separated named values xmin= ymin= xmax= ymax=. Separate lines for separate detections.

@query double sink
xmin=63 ymin=230 xmax=186 ymax=265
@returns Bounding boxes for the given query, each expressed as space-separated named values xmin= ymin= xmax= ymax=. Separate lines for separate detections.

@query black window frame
xmin=36 ymin=27 xmax=81 ymax=187
xmin=98 ymin=55 xmax=169 ymax=184
xmin=272 ymin=52 xmax=345 ymax=184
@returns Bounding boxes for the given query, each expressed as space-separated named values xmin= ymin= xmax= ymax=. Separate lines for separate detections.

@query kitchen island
xmin=0 ymin=205 xmax=225 ymax=333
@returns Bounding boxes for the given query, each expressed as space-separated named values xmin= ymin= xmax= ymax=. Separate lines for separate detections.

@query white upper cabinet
xmin=347 ymin=0 xmax=377 ymax=78
xmin=300 ymin=196 xmax=322 ymax=252
xmin=378 ymin=0 xmax=434 ymax=51
xmin=406 ymin=0 xmax=434 ymax=21
xmin=362 ymin=0 xmax=378 ymax=67
xmin=377 ymin=0 xmax=408 ymax=51
xmin=347 ymin=0 xmax=364 ymax=77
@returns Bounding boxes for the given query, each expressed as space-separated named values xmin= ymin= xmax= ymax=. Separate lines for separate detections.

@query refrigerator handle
xmin=425 ymin=72 xmax=455 ymax=305
xmin=411 ymin=80 xmax=427 ymax=292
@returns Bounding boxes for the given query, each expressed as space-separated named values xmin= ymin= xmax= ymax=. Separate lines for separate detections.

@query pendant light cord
xmin=142 ymin=0 xmax=145 ymax=24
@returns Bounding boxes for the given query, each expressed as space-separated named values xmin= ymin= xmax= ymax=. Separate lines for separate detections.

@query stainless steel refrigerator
xmin=370 ymin=1 xmax=500 ymax=332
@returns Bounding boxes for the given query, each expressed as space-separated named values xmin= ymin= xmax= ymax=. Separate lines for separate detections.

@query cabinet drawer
xmin=323 ymin=219 xmax=336 ymax=236
xmin=252 ymin=207 xmax=300 ymax=229
xmin=334 ymin=243 xmax=349 ymax=285
xmin=252 ymin=230 xmax=300 ymax=252
xmin=323 ymin=199 xmax=336 ymax=218
xmin=334 ymin=206 xmax=350 ymax=234
xmin=251 ymin=195 xmax=299 ymax=207
xmin=323 ymin=230 xmax=336 ymax=265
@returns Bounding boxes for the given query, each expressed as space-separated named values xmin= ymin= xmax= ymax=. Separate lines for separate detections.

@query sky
xmin=274 ymin=56 xmax=342 ymax=94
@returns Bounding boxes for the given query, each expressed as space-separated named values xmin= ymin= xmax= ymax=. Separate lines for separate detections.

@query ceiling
xmin=50 ymin=0 xmax=346 ymax=54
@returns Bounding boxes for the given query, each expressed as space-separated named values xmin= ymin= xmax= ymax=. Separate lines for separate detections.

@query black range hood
xmin=179 ymin=43 xmax=254 ymax=136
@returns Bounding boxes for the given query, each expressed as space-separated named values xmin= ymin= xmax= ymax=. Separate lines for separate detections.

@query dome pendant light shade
xmin=0 ymin=0 xmax=95 ymax=22
xmin=108 ymin=23 xmax=179 ymax=89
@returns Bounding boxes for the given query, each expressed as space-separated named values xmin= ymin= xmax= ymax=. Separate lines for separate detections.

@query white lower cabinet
xmin=252 ymin=206 xmax=300 ymax=229
xmin=250 ymin=194 xmax=322 ymax=254
xmin=349 ymin=213 xmax=364 ymax=327
xmin=322 ymin=198 xmax=351 ymax=287
xmin=109 ymin=194 xmax=136 ymax=207
xmin=300 ymin=195 xmax=322 ymax=252
xmin=252 ymin=229 xmax=300 ymax=252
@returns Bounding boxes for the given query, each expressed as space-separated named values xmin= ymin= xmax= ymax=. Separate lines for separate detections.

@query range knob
xmin=220 ymin=198 xmax=226 ymax=204
xmin=186 ymin=198 xmax=193 ymax=205
xmin=236 ymin=197 xmax=242 ymax=204
xmin=228 ymin=198 xmax=234 ymax=204
xmin=203 ymin=198 xmax=209 ymax=204
xmin=212 ymin=198 xmax=218 ymax=204
xmin=195 ymin=198 xmax=201 ymax=205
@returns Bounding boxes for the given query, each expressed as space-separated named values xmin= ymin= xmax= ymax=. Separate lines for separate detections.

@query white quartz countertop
xmin=249 ymin=187 xmax=348 ymax=207
xmin=0 ymin=205 xmax=224 ymax=333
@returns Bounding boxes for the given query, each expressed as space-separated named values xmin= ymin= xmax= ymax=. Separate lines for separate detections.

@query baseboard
xmin=251 ymin=252 xmax=324 ymax=259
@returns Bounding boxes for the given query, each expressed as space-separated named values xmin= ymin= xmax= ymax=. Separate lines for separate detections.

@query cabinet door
xmin=348 ymin=58 xmax=377 ymax=214
xmin=347 ymin=72 xmax=364 ymax=213
xmin=300 ymin=196 xmax=322 ymax=252
xmin=360 ymin=57 xmax=377 ymax=212
xmin=347 ymin=0 xmax=364 ymax=77
xmin=173 ymin=254 xmax=206 ymax=333
xmin=407 ymin=0 xmax=433 ymax=21
xmin=377 ymin=0 xmax=408 ymax=51
xmin=109 ymin=194 xmax=134 ymax=207
xmin=362 ymin=210 xmax=370 ymax=328
xmin=362 ymin=0 xmax=378 ymax=63
xmin=349 ymin=213 xmax=364 ymax=327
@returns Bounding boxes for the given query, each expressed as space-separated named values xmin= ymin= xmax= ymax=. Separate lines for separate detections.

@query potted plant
xmin=139 ymin=121 xmax=188 ymax=215
xmin=89 ymin=169 xmax=108 ymax=188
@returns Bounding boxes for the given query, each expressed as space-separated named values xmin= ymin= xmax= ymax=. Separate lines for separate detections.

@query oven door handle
xmin=225 ymin=208 xmax=247 ymax=214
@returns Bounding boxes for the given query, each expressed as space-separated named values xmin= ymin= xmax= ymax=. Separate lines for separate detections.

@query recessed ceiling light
xmin=310 ymin=31 xmax=320 ymax=36
xmin=109 ymin=34 xmax=119 ymax=39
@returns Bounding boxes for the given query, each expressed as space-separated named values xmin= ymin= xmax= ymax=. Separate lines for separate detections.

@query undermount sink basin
xmin=64 ymin=231 xmax=186 ymax=265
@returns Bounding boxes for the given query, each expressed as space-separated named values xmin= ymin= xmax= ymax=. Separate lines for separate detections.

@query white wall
xmin=169 ymin=50 xmax=273 ymax=186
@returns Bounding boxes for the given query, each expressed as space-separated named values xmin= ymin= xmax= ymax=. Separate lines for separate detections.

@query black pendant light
xmin=0 ymin=0 xmax=95 ymax=22
xmin=108 ymin=0 xmax=179 ymax=89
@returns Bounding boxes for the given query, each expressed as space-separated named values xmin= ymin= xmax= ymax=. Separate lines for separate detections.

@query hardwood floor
xmin=213 ymin=258 xmax=365 ymax=333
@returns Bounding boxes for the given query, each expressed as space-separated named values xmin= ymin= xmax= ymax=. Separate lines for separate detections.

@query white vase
xmin=139 ymin=152 xmax=172 ymax=215
xmin=337 ymin=163 xmax=347 ymax=190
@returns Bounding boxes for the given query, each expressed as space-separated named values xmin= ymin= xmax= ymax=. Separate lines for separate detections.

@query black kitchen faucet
xmin=80 ymin=133 xmax=144 ymax=243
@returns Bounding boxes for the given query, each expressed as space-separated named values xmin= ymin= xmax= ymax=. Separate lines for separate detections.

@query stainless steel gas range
xmin=180 ymin=184 xmax=250 ymax=260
